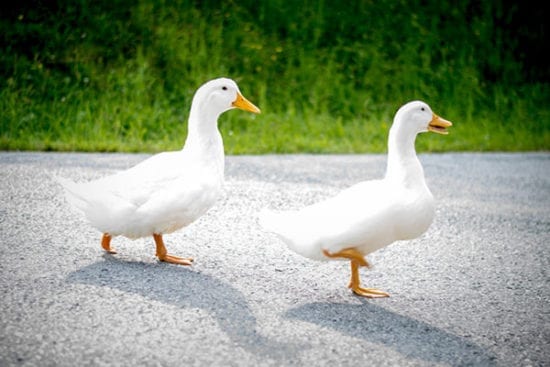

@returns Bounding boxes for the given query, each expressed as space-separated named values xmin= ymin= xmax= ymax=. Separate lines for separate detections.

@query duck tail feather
xmin=55 ymin=176 xmax=88 ymax=210
xmin=258 ymin=208 xmax=280 ymax=234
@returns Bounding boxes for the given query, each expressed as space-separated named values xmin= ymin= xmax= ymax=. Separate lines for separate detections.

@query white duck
xmin=259 ymin=101 xmax=451 ymax=297
xmin=58 ymin=78 xmax=260 ymax=265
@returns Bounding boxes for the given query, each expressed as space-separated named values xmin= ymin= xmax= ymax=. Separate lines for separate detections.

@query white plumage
xmin=259 ymin=100 xmax=452 ymax=297
xmin=58 ymin=78 xmax=260 ymax=264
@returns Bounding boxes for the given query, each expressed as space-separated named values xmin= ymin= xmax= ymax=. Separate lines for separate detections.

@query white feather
xmin=58 ymin=77 xmax=259 ymax=240
xmin=259 ymin=101 xmax=449 ymax=262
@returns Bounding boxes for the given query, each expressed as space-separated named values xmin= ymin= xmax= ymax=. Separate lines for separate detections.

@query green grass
xmin=1 ymin=1 xmax=549 ymax=153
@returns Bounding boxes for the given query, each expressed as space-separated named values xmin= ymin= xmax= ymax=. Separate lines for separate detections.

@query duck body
xmin=59 ymin=146 xmax=224 ymax=239
xmin=59 ymin=77 xmax=260 ymax=264
xmin=261 ymin=176 xmax=435 ymax=262
xmin=259 ymin=100 xmax=451 ymax=297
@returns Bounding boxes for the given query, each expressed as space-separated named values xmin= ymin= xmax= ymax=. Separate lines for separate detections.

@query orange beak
xmin=232 ymin=92 xmax=261 ymax=114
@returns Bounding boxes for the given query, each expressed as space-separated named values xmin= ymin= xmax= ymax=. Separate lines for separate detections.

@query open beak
xmin=232 ymin=92 xmax=261 ymax=114
xmin=428 ymin=113 xmax=452 ymax=135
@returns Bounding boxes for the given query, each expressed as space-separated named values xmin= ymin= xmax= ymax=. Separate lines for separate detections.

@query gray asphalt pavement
xmin=1 ymin=152 xmax=549 ymax=366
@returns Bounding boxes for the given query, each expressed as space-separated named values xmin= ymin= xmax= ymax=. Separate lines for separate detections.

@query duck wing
xmin=57 ymin=151 xmax=194 ymax=236
xmin=261 ymin=179 xmax=400 ymax=259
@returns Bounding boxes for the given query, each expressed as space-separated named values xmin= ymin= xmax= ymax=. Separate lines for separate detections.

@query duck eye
xmin=222 ymin=86 xmax=228 ymax=91
xmin=421 ymin=107 xmax=425 ymax=111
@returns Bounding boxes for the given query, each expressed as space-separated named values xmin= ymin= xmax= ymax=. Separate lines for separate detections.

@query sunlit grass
xmin=1 ymin=1 xmax=548 ymax=153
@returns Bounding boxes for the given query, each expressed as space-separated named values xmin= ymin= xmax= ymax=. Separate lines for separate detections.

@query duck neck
xmin=385 ymin=126 xmax=425 ymax=187
xmin=182 ymin=103 xmax=225 ymax=178
xmin=186 ymin=99 xmax=225 ymax=140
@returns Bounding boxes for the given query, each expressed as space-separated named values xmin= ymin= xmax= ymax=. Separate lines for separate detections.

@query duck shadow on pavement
xmin=285 ymin=301 xmax=497 ymax=366
xmin=67 ymin=255 xmax=302 ymax=362
xmin=66 ymin=256 xmax=497 ymax=366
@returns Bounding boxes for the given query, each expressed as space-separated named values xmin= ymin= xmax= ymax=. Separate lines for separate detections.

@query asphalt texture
xmin=0 ymin=152 xmax=549 ymax=367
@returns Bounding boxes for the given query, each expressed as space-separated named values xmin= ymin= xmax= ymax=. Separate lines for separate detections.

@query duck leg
xmin=153 ymin=233 xmax=193 ymax=266
xmin=323 ymin=248 xmax=389 ymax=298
xmin=101 ymin=233 xmax=117 ymax=254
xmin=348 ymin=261 xmax=390 ymax=298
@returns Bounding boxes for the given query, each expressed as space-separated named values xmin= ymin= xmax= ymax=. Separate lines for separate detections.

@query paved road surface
xmin=1 ymin=152 xmax=548 ymax=366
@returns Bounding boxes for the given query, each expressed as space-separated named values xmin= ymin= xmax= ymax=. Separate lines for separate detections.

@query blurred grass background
xmin=1 ymin=0 xmax=548 ymax=153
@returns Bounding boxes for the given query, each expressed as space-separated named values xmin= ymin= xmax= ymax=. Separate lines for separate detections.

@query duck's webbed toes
xmin=153 ymin=233 xmax=193 ymax=266
xmin=158 ymin=254 xmax=194 ymax=266
xmin=351 ymin=286 xmax=390 ymax=298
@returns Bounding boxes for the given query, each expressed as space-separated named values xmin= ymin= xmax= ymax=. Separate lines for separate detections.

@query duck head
xmin=392 ymin=100 xmax=452 ymax=137
xmin=192 ymin=78 xmax=261 ymax=118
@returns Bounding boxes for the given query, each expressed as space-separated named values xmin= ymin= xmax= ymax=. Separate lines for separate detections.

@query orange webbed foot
xmin=323 ymin=248 xmax=390 ymax=298
xmin=153 ymin=233 xmax=193 ymax=266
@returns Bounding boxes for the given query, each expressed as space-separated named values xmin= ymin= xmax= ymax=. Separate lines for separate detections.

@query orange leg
xmin=323 ymin=248 xmax=390 ymax=298
xmin=323 ymin=248 xmax=369 ymax=267
xmin=153 ymin=233 xmax=193 ymax=266
xmin=101 ymin=233 xmax=117 ymax=254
